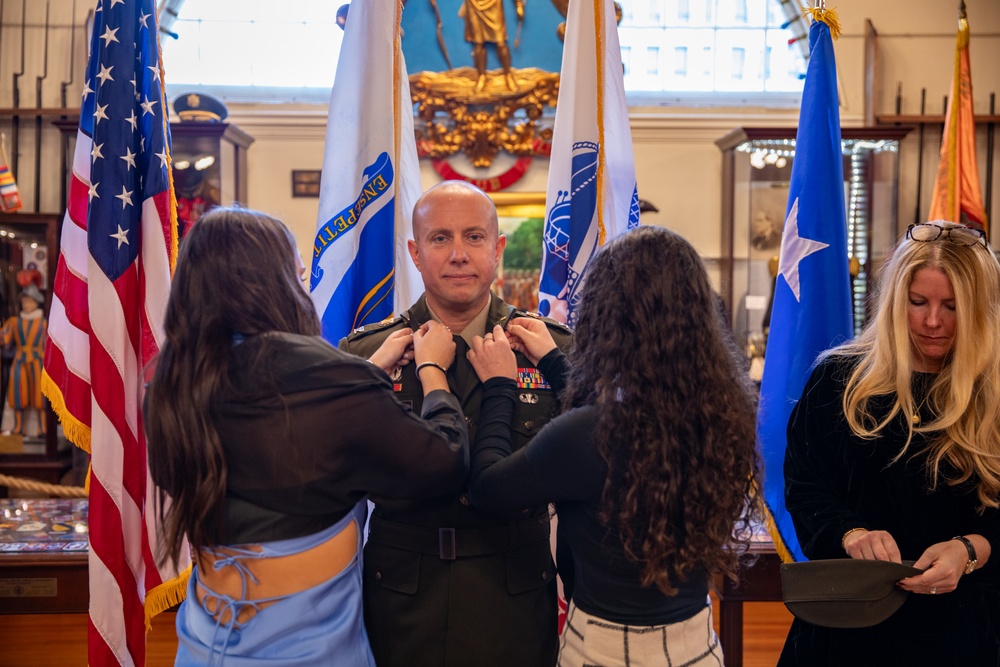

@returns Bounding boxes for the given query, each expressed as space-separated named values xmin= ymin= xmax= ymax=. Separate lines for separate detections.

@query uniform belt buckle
xmin=438 ymin=527 xmax=456 ymax=560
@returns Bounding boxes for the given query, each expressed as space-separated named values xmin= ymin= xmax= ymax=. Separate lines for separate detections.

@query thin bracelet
xmin=841 ymin=527 xmax=868 ymax=550
xmin=415 ymin=361 xmax=448 ymax=380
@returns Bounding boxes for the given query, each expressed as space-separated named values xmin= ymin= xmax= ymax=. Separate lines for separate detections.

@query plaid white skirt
xmin=558 ymin=600 xmax=724 ymax=667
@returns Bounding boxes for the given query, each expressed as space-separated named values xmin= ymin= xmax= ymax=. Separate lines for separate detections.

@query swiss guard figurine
xmin=2 ymin=284 xmax=47 ymax=437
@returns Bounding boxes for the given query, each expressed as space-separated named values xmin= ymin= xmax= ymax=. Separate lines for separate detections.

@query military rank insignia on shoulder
xmin=345 ymin=315 xmax=404 ymax=341
xmin=516 ymin=310 xmax=573 ymax=335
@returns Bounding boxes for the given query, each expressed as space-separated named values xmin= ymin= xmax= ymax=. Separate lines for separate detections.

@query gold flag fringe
xmin=145 ymin=565 xmax=191 ymax=630
xmin=751 ymin=478 xmax=796 ymax=563
xmin=763 ymin=507 xmax=796 ymax=564
xmin=803 ymin=6 xmax=842 ymax=40
xmin=41 ymin=370 xmax=92 ymax=453
xmin=155 ymin=22 xmax=179 ymax=274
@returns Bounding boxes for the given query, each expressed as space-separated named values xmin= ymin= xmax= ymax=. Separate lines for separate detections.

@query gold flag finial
xmin=957 ymin=0 xmax=969 ymax=46
xmin=803 ymin=3 xmax=842 ymax=40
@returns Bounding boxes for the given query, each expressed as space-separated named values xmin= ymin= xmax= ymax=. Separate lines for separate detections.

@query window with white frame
xmin=618 ymin=0 xmax=807 ymax=97
xmin=160 ymin=0 xmax=344 ymax=102
xmin=159 ymin=0 xmax=806 ymax=104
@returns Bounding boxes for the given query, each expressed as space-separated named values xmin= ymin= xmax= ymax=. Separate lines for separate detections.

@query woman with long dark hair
xmin=466 ymin=225 xmax=762 ymax=665
xmin=145 ymin=207 xmax=468 ymax=666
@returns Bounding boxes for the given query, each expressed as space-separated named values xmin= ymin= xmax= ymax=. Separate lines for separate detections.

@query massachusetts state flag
xmin=41 ymin=1 xmax=189 ymax=664
xmin=757 ymin=12 xmax=854 ymax=563
xmin=538 ymin=0 xmax=640 ymax=326
xmin=310 ymin=0 xmax=422 ymax=344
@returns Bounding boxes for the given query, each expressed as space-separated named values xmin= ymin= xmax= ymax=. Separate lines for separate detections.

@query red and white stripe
xmin=44 ymin=125 xmax=187 ymax=667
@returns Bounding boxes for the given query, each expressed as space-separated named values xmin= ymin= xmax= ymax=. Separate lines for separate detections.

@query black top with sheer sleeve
xmin=148 ymin=332 xmax=468 ymax=546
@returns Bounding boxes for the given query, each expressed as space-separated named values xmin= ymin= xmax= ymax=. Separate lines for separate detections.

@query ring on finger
xmin=930 ymin=587 xmax=937 ymax=595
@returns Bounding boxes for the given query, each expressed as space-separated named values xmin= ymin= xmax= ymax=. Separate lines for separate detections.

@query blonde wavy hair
xmin=829 ymin=221 xmax=1000 ymax=510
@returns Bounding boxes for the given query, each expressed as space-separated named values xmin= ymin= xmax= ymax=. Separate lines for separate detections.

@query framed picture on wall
xmin=490 ymin=192 xmax=546 ymax=313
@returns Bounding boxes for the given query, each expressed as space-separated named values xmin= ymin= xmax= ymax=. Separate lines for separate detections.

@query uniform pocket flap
xmin=505 ymin=542 xmax=555 ymax=596
xmin=364 ymin=543 xmax=421 ymax=595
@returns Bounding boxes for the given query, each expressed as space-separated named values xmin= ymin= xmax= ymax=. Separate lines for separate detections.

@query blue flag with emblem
xmin=538 ymin=0 xmax=640 ymax=326
xmin=758 ymin=13 xmax=854 ymax=563
xmin=310 ymin=0 xmax=422 ymax=344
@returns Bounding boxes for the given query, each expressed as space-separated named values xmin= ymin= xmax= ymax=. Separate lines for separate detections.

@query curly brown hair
xmin=563 ymin=225 xmax=762 ymax=594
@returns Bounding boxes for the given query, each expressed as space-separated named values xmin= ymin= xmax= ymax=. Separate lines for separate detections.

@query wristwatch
xmin=952 ymin=535 xmax=978 ymax=575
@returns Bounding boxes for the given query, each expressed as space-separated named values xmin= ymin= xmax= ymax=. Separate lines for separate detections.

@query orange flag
xmin=928 ymin=1 xmax=987 ymax=232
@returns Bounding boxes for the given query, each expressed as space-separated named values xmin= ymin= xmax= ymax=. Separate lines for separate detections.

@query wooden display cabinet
xmin=0 ymin=213 xmax=62 ymax=492
xmin=54 ymin=119 xmax=254 ymax=235
xmin=169 ymin=121 xmax=254 ymax=236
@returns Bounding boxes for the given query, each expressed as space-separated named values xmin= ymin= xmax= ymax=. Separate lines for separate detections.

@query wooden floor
xmin=1 ymin=611 xmax=180 ymax=666
xmin=0 ymin=601 xmax=794 ymax=666
xmin=722 ymin=602 xmax=794 ymax=667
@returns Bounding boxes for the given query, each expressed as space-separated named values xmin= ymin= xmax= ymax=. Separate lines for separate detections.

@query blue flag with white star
xmin=757 ymin=18 xmax=854 ymax=563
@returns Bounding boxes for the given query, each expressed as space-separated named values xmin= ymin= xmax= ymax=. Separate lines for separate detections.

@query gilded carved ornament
xmin=410 ymin=0 xmax=622 ymax=173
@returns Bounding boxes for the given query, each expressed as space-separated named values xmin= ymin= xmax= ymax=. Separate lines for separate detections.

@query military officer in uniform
xmin=341 ymin=181 xmax=571 ymax=667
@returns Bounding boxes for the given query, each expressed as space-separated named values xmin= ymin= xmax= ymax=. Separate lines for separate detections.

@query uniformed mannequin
xmin=341 ymin=181 xmax=571 ymax=667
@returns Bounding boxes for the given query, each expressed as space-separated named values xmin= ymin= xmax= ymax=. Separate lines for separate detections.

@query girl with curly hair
xmin=466 ymin=225 xmax=762 ymax=665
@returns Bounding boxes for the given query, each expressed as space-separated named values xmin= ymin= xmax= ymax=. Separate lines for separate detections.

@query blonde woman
xmin=781 ymin=221 xmax=1000 ymax=666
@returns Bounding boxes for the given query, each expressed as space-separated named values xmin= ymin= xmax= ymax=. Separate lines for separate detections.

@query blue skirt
xmin=175 ymin=501 xmax=375 ymax=667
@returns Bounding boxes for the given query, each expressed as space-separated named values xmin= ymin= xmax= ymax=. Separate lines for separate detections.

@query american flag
xmin=41 ymin=1 xmax=189 ymax=665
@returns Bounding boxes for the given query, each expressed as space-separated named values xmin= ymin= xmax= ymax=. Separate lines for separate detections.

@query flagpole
xmin=393 ymin=0 xmax=403 ymax=274
xmin=594 ymin=0 xmax=606 ymax=244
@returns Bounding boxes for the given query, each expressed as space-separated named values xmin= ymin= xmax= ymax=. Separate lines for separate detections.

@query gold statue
xmin=459 ymin=0 xmax=525 ymax=91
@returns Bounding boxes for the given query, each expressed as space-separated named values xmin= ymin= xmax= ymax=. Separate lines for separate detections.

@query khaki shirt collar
xmin=425 ymin=301 xmax=489 ymax=348
xmin=406 ymin=292 xmax=517 ymax=347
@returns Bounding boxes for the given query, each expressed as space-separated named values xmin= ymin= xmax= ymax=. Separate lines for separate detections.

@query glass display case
xmin=169 ymin=121 xmax=254 ymax=235
xmin=716 ymin=127 xmax=911 ymax=381
xmin=0 ymin=212 xmax=61 ymax=491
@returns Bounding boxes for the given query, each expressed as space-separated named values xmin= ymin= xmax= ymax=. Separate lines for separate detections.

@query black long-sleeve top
xmin=780 ymin=355 xmax=1000 ymax=666
xmin=468 ymin=349 xmax=709 ymax=625
xmin=150 ymin=332 xmax=469 ymax=546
